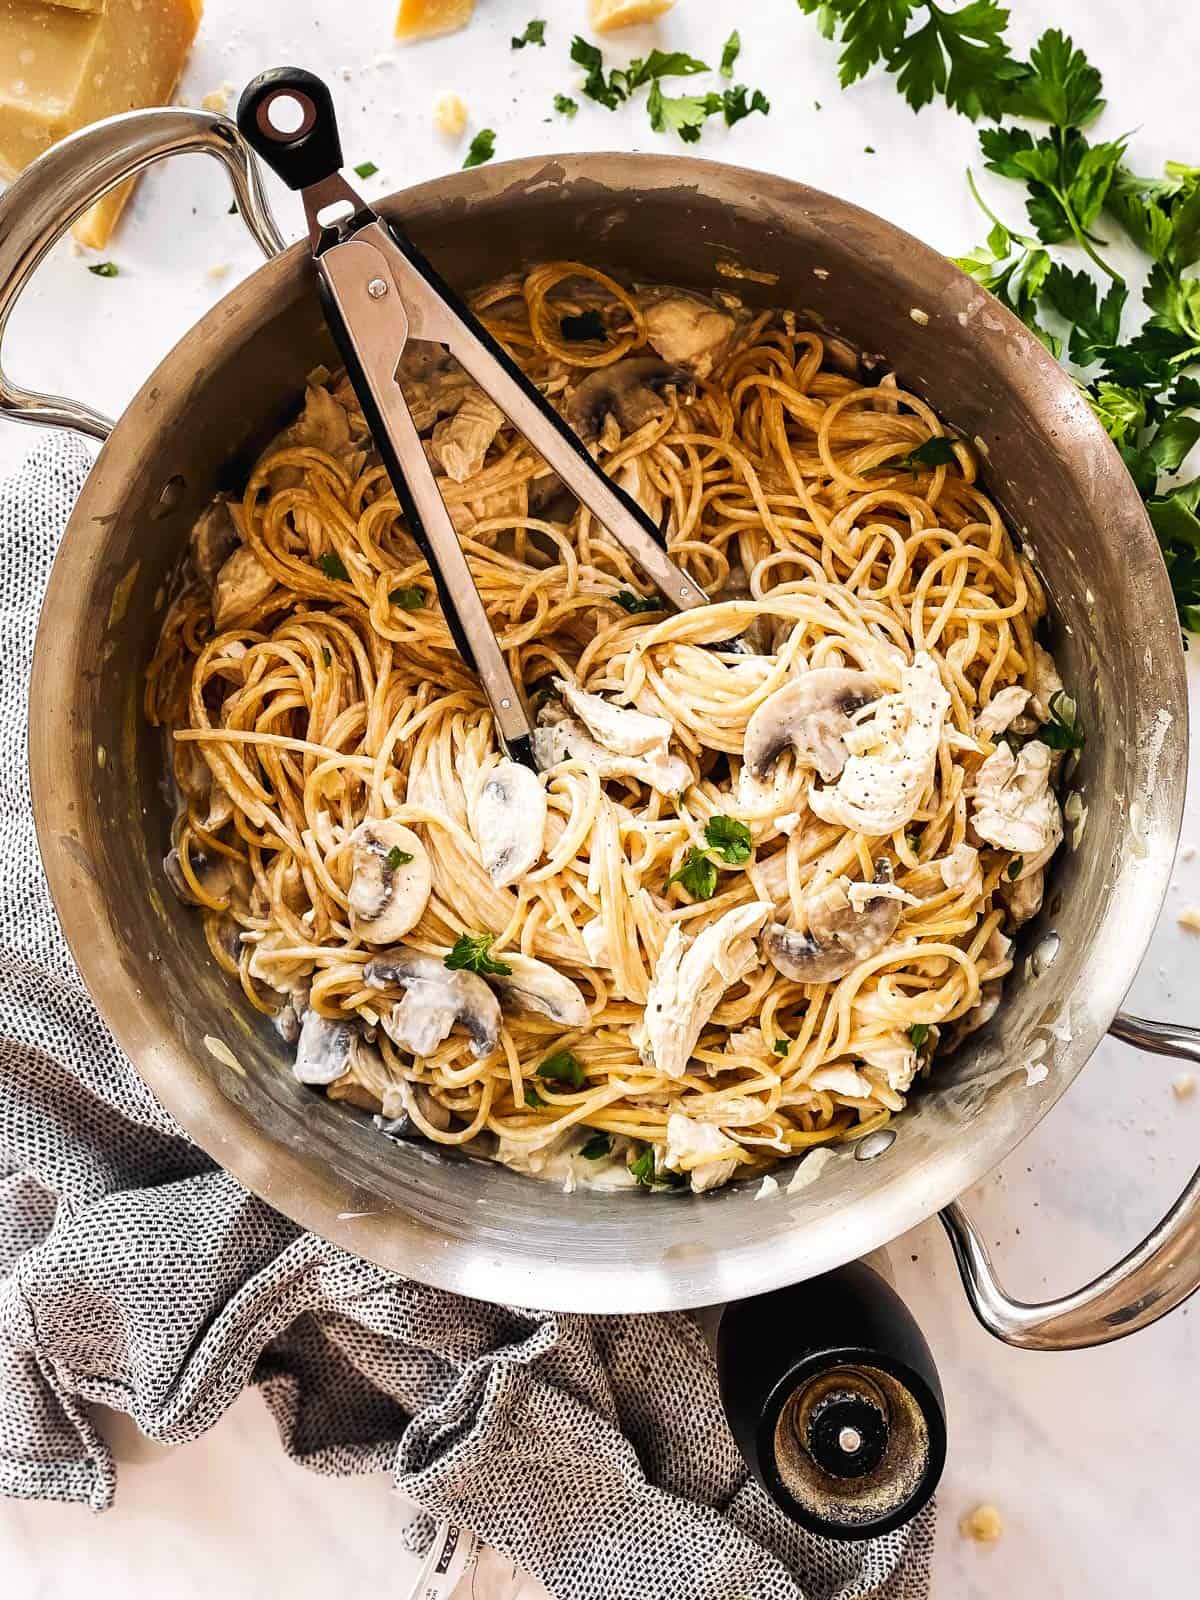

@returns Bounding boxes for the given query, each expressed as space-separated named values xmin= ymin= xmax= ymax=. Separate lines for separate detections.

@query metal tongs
xmin=237 ymin=69 xmax=709 ymax=769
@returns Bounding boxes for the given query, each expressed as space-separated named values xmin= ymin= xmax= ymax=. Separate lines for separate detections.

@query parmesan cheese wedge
xmin=0 ymin=0 xmax=203 ymax=248
xmin=591 ymin=0 xmax=678 ymax=29
xmin=394 ymin=0 xmax=475 ymax=41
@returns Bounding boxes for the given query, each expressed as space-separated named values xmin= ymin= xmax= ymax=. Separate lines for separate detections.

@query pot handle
xmin=0 ymin=107 xmax=285 ymax=441
xmin=940 ymin=1011 xmax=1200 ymax=1350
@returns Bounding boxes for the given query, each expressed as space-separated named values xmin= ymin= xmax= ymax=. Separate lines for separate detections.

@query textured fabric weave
xmin=0 ymin=435 xmax=934 ymax=1599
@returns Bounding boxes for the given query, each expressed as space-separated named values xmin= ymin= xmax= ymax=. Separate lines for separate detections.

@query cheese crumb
xmin=433 ymin=91 xmax=468 ymax=137
xmin=960 ymin=1504 xmax=1003 ymax=1543
xmin=207 ymin=263 xmax=230 ymax=281
xmin=1181 ymin=843 xmax=1196 ymax=862
xmin=1173 ymin=1073 xmax=1196 ymax=1100
xmin=1178 ymin=905 xmax=1200 ymax=933
xmin=591 ymin=0 xmax=677 ymax=30
xmin=909 ymin=307 xmax=930 ymax=326
xmin=200 ymin=82 xmax=235 ymax=114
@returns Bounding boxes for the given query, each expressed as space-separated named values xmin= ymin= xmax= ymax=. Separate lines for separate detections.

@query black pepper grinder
xmin=703 ymin=1260 xmax=946 ymax=1540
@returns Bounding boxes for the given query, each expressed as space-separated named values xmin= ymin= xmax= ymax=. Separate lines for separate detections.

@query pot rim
xmin=28 ymin=151 xmax=1189 ymax=1311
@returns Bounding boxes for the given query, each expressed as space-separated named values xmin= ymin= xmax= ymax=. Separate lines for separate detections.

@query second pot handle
xmin=0 ymin=106 xmax=285 ymax=441
xmin=941 ymin=1011 xmax=1200 ymax=1350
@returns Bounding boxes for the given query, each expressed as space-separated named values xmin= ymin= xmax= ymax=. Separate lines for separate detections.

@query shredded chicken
xmin=663 ymin=1112 xmax=740 ymax=1193
xmin=633 ymin=901 xmax=772 ymax=1078
xmin=808 ymin=653 xmax=950 ymax=835
xmin=971 ymin=740 xmax=1063 ymax=864
xmin=974 ymin=684 xmax=1030 ymax=737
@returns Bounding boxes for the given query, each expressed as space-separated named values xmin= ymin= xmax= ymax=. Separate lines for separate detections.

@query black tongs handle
xmin=237 ymin=67 xmax=344 ymax=192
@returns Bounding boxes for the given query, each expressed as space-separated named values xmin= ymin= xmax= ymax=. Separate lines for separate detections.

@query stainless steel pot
xmin=5 ymin=109 xmax=1199 ymax=1342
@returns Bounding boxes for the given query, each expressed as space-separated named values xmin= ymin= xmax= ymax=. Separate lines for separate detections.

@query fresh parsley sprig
xmin=567 ymin=35 xmax=768 ymax=144
xmin=444 ymin=932 xmax=511 ymax=976
xmin=665 ymin=815 xmax=753 ymax=900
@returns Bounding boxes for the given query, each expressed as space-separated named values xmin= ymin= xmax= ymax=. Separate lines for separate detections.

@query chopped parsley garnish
xmin=1006 ymin=856 xmax=1025 ymax=880
xmin=773 ymin=1037 xmax=790 ymax=1056
xmin=568 ymin=36 xmax=767 ymax=144
xmin=353 ymin=160 xmax=378 ymax=179
xmin=512 ymin=19 xmax=546 ymax=49
xmin=614 ymin=589 xmax=662 ymax=614
xmin=321 ymin=648 xmax=331 ymax=666
xmin=537 ymin=1049 xmax=585 ymax=1090
xmin=463 ymin=129 xmax=496 ymax=169
xmin=720 ymin=30 xmax=741 ymax=79
xmin=1040 ymin=690 xmax=1086 ymax=751
xmin=628 ymin=1144 xmax=685 ymax=1188
xmin=897 ymin=436 xmax=958 ymax=474
xmin=796 ymin=11 xmax=1200 ymax=632
xmin=704 ymin=814 xmax=752 ymax=865
xmin=88 ymin=261 xmax=119 ymax=277
xmin=553 ymin=93 xmax=578 ymax=118
xmin=580 ymin=1131 xmax=612 ymax=1159
xmin=318 ymin=551 xmax=349 ymax=582
xmin=523 ymin=1085 xmax=548 ymax=1108
xmin=444 ymin=931 xmax=512 ymax=976
xmin=908 ymin=1022 xmax=931 ymax=1050
xmin=666 ymin=846 xmax=719 ymax=902
xmin=560 ymin=308 xmax=606 ymax=342
xmin=389 ymin=585 xmax=426 ymax=609
xmin=386 ymin=845 xmax=414 ymax=871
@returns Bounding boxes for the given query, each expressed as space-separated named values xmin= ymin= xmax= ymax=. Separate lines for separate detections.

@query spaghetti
xmin=146 ymin=262 xmax=1067 ymax=1193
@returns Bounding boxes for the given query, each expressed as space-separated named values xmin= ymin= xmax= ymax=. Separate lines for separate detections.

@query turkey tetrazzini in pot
xmin=145 ymin=261 xmax=1079 ymax=1195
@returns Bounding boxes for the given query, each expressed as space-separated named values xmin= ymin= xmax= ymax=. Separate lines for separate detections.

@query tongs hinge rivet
xmin=367 ymin=277 xmax=388 ymax=299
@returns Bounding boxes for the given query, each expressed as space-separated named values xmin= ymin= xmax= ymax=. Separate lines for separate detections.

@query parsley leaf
xmin=444 ymin=932 xmax=512 ymax=976
xmin=704 ymin=814 xmax=752 ymax=865
xmin=353 ymin=160 xmax=379 ymax=179
xmin=389 ymin=586 xmax=425 ymax=609
xmin=628 ymin=1144 xmax=684 ymax=1189
xmin=647 ymin=81 xmax=722 ymax=143
xmin=463 ymin=129 xmax=496 ymax=169
xmin=570 ymin=36 xmax=626 ymax=109
xmin=1039 ymin=690 xmax=1086 ymax=751
xmin=318 ymin=551 xmax=349 ymax=582
xmin=560 ymin=308 xmax=606 ymax=342
xmin=386 ymin=845 xmax=414 ymax=870
xmin=622 ymin=49 xmax=711 ymax=91
xmin=1006 ymin=856 xmax=1024 ymax=880
xmin=721 ymin=84 xmax=770 ymax=127
xmin=666 ymin=847 xmax=718 ymax=901
xmin=581 ymin=1132 xmax=612 ymax=1159
xmin=553 ymin=93 xmax=578 ymax=118
xmin=512 ymin=19 xmax=545 ymax=49
xmin=773 ymin=1037 xmax=790 ymax=1056
xmin=1003 ymin=28 xmax=1104 ymax=128
xmin=537 ymin=1050 xmax=585 ymax=1090
xmin=1042 ymin=263 xmax=1126 ymax=365
xmin=88 ymin=261 xmax=119 ymax=277
xmin=908 ymin=1022 xmax=931 ymax=1049
xmin=720 ymin=30 xmax=741 ymax=79
xmin=614 ymin=589 xmax=661 ymax=613
xmin=523 ymin=1085 xmax=548 ymax=1108
xmin=897 ymin=435 xmax=958 ymax=473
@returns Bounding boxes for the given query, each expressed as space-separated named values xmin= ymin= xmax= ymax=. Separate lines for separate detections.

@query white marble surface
xmin=2 ymin=1 xmax=1198 ymax=1596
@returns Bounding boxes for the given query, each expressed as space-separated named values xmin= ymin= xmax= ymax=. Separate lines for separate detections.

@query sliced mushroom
xmin=632 ymin=900 xmax=772 ymax=1079
xmin=213 ymin=544 xmax=275 ymax=630
xmin=565 ymin=356 xmax=693 ymax=443
xmin=642 ymin=290 xmax=737 ymax=379
xmin=274 ymin=997 xmax=303 ymax=1045
xmin=293 ymin=1009 xmax=356 ymax=1086
xmin=347 ymin=820 xmax=432 ymax=945
xmin=468 ymin=761 xmax=547 ymax=889
xmin=376 ymin=1079 xmax=453 ymax=1138
xmin=163 ymin=844 xmax=235 ymax=907
xmin=190 ymin=499 xmax=240 ymax=588
xmin=744 ymin=668 xmax=882 ymax=781
xmin=364 ymin=948 xmax=501 ymax=1058
xmin=766 ymin=860 xmax=902 ymax=984
xmin=488 ymin=952 xmax=588 ymax=1027
xmin=1000 ymin=865 xmax=1045 ymax=927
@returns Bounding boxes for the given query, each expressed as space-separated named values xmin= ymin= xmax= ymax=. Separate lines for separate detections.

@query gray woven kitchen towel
xmin=0 ymin=434 xmax=934 ymax=1600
